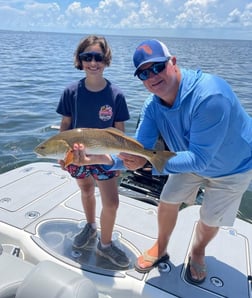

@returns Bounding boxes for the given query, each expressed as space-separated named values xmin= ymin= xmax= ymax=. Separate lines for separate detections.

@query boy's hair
xmin=74 ymin=35 xmax=112 ymax=70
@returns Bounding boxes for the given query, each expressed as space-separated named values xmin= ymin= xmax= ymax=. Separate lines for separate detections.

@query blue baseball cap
xmin=133 ymin=39 xmax=171 ymax=76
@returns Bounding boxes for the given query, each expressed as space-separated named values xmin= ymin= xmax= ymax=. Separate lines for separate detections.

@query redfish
xmin=34 ymin=128 xmax=175 ymax=172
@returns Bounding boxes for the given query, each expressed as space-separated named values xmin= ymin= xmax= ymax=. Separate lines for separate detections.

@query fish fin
xmin=103 ymin=128 xmax=145 ymax=148
xmin=64 ymin=150 xmax=74 ymax=167
xmin=149 ymin=150 xmax=176 ymax=172
xmin=103 ymin=127 xmax=125 ymax=135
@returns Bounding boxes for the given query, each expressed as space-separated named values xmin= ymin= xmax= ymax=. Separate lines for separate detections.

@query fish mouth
xmin=34 ymin=147 xmax=45 ymax=157
xmin=34 ymin=151 xmax=44 ymax=157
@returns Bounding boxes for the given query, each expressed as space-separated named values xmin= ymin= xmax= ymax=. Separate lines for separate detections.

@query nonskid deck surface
xmin=0 ymin=162 xmax=251 ymax=298
xmin=33 ymin=218 xmax=138 ymax=274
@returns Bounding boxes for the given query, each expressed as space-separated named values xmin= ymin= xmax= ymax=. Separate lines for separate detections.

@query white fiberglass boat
xmin=0 ymin=162 xmax=251 ymax=297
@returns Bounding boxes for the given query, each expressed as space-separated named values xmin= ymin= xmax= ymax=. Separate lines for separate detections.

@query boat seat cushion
xmin=0 ymin=251 xmax=34 ymax=298
xmin=15 ymin=260 xmax=99 ymax=298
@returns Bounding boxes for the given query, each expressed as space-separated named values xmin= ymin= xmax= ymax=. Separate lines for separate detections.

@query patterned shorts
xmin=66 ymin=164 xmax=116 ymax=180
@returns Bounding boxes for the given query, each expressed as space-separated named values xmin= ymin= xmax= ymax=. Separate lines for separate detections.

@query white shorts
xmin=160 ymin=170 xmax=252 ymax=227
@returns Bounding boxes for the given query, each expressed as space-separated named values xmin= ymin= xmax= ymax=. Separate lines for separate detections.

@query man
xmin=71 ymin=39 xmax=252 ymax=283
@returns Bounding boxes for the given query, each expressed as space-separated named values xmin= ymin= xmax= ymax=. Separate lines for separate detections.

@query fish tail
xmin=149 ymin=151 xmax=176 ymax=172
xmin=64 ymin=150 xmax=74 ymax=167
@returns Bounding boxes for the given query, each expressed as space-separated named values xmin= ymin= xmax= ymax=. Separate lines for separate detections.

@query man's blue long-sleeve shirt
xmin=111 ymin=69 xmax=252 ymax=178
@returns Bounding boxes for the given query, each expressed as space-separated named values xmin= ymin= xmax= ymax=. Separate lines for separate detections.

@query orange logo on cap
xmin=137 ymin=44 xmax=152 ymax=54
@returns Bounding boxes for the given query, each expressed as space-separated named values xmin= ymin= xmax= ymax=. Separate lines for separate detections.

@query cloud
xmin=0 ymin=0 xmax=251 ymax=39
xmin=24 ymin=2 xmax=61 ymax=28
xmin=0 ymin=1 xmax=62 ymax=30
xmin=242 ymin=2 xmax=252 ymax=27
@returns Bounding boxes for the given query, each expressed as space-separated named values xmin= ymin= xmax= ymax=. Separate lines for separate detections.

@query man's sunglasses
xmin=137 ymin=60 xmax=169 ymax=81
xmin=79 ymin=52 xmax=104 ymax=62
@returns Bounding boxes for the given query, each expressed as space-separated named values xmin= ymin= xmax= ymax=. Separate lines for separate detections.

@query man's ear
xmin=171 ymin=56 xmax=177 ymax=65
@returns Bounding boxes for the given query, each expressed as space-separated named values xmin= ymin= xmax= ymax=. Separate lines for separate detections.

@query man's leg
xmin=189 ymin=221 xmax=218 ymax=281
xmin=136 ymin=173 xmax=202 ymax=271
xmin=189 ymin=169 xmax=252 ymax=281
xmin=136 ymin=202 xmax=180 ymax=269
xmin=157 ymin=201 xmax=180 ymax=257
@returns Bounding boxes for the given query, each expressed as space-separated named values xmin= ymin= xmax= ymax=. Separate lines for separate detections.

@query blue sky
xmin=0 ymin=0 xmax=251 ymax=40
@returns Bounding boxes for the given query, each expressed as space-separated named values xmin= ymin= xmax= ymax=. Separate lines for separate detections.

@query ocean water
xmin=0 ymin=30 xmax=252 ymax=223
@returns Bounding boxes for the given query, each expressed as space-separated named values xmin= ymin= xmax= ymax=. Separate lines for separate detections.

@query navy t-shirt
xmin=56 ymin=78 xmax=130 ymax=129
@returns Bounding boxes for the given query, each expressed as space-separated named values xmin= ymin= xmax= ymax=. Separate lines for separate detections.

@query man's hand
xmin=118 ymin=152 xmax=147 ymax=171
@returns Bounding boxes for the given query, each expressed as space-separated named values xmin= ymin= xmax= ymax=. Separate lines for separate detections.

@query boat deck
xmin=0 ymin=162 xmax=251 ymax=297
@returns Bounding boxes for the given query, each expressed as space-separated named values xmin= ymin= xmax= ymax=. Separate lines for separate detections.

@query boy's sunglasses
xmin=137 ymin=60 xmax=169 ymax=81
xmin=79 ymin=51 xmax=104 ymax=62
